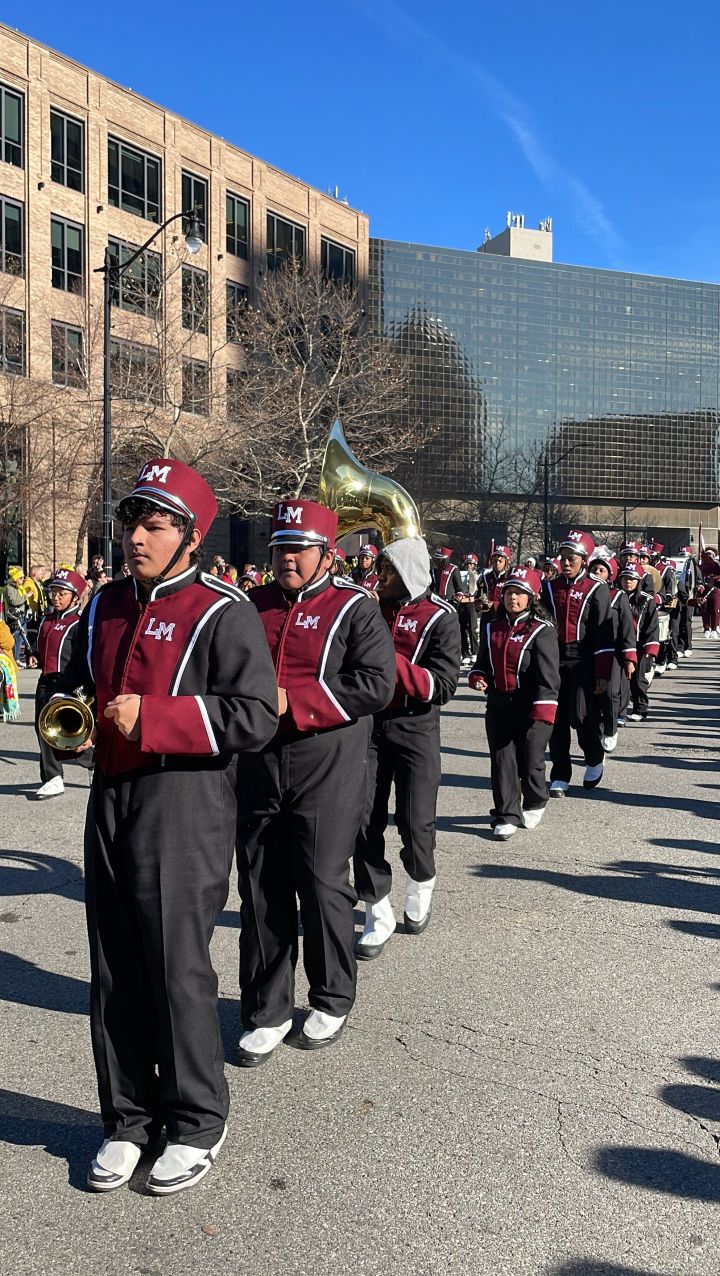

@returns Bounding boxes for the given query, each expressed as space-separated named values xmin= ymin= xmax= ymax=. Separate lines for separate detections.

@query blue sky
xmin=16 ymin=0 xmax=720 ymax=281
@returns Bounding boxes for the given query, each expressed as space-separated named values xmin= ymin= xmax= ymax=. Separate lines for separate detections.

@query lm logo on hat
xmin=139 ymin=463 xmax=172 ymax=486
xmin=278 ymin=504 xmax=304 ymax=524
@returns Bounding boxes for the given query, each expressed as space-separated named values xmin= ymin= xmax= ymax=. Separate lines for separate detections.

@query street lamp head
xmin=184 ymin=210 xmax=203 ymax=255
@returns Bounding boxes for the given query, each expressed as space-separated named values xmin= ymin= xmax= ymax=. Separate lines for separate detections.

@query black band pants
xmin=485 ymin=696 xmax=552 ymax=826
xmin=458 ymin=602 xmax=477 ymax=658
xmin=549 ymin=660 xmax=603 ymax=783
xmin=354 ymin=710 xmax=441 ymax=903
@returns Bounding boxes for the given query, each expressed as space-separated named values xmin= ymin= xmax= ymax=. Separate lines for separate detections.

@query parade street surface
xmin=0 ymin=638 xmax=719 ymax=1276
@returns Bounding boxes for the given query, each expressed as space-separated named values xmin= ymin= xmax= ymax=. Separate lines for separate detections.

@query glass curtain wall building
xmin=369 ymin=239 xmax=720 ymax=543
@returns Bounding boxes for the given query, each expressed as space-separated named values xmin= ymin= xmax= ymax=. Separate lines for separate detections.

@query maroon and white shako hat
xmin=559 ymin=529 xmax=595 ymax=559
xmin=269 ymin=499 xmax=337 ymax=548
xmin=125 ymin=457 xmax=218 ymax=539
xmin=47 ymin=567 xmax=86 ymax=597
xmin=358 ymin=544 xmax=378 ymax=559
xmin=433 ymin=546 xmax=453 ymax=560
xmin=503 ymin=565 xmax=542 ymax=598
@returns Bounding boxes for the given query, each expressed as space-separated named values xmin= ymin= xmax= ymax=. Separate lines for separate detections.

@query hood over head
xmin=380 ymin=537 xmax=432 ymax=601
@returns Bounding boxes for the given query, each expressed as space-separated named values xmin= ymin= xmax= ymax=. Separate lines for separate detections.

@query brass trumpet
xmin=38 ymin=689 xmax=95 ymax=751
xmin=318 ymin=418 xmax=422 ymax=542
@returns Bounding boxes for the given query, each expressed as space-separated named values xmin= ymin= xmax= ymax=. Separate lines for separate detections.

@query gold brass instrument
xmin=38 ymin=689 xmax=95 ymax=751
xmin=317 ymin=418 xmax=422 ymax=542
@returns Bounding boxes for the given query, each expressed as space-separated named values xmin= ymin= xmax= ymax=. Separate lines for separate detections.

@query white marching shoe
xmin=297 ymin=1009 xmax=347 ymax=1050
xmin=146 ymin=1126 xmax=227 ymax=1196
xmin=237 ymin=1019 xmax=292 ymax=1067
xmin=549 ymin=780 xmax=569 ymax=798
xmin=36 ymin=776 xmax=64 ymax=799
xmin=682 ymin=649 xmax=692 ymax=658
xmin=602 ymin=733 xmax=618 ymax=753
xmin=667 ymin=661 xmax=678 ymax=670
xmin=704 ymin=630 xmax=713 ymax=640
xmin=356 ymin=894 xmax=397 ymax=960
xmin=87 ymin=1139 xmax=143 ymax=1192
xmin=493 ymin=823 xmax=517 ymax=840
xmin=583 ymin=763 xmax=604 ymax=790
xmin=654 ymin=663 xmax=666 ymax=675
xmin=404 ymin=874 xmax=436 ymax=935
xmin=521 ymin=806 xmax=545 ymax=830
xmin=713 ymin=631 xmax=720 ymax=641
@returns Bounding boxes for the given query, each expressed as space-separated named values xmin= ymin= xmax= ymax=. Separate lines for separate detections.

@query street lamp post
xmin=94 ymin=207 xmax=203 ymax=570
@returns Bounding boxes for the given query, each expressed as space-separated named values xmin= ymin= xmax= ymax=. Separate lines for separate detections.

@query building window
xmin=226 ymin=280 xmax=248 ymax=342
xmin=110 ymin=337 xmax=162 ymax=404
xmin=321 ymin=237 xmax=355 ymax=283
xmin=108 ymin=237 xmax=161 ymax=315
xmin=108 ymin=136 xmax=161 ymax=222
xmin=226 ymin=368 xmax=245 ymax=422
xmin=182 ymin=172 xmax=208 ymax=242
xmin=0 ymin=306 xmax=24 ymax=374
xmin=182 ymin=358 xmax=209 ymax=414
xmin=226 ymin=192 xmax=249 ymax=259
xmin=0 ymin=85 xmax=22 ymax=168
xmin=51 ymin=321 xmax=84 ymax=388
xmin=50 ymin=110 xmax=84 ymax=191
xmin=51 ymin=217 xmax=84 ymax=293
xmin=0 ymin=196 xmax=23 ymax=276
xmin=182 ymin=265 xmax=208 ymax=333
xmin=267 ymin=212 xmax=305 ymax=271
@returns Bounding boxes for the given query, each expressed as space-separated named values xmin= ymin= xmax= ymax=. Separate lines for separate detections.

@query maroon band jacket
xmin=351 ymin=568 xmax=379 ymax=593
xmin=250 ymin=573 xmax=396 ymax=735
xmin=541 ymin=571 xmax=614 ymax=680
xmin=433 ymin=563 xmax=464 ymax=602
xmin=60 ymin=567 xmax=279 ymax=777
xmin=608 ymin=585 xmax=638 ymax=664
xmin=627 ymin=591 xmax=660 ymax=660
xmin=472 ymin=612 xmax=561 ymax=724
xmin=36 ymin=605 xmax=81 ymax=676
xmin=378 ymin=591 xmax=460 ymax=715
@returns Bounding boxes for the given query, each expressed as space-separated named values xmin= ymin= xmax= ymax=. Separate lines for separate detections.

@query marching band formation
xmin=2 ymin=454 xmax=718 ymax=1198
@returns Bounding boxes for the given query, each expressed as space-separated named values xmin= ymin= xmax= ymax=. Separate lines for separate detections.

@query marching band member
xmin=351 ymin=543 xmax=380 ymax=591
xmin=541 ymin=530 xmax=614 ymax=796
xmin=330 ymin=546 xmax=347 ymax=576
xmin=677 ymin=548 xmax=700 ymax=656
xmin=699 ymin=549 xmax=720 ymax=639
xmin=479 ymin=545 xmax=512 ymax=612
xmin=59 ymin=458 xmax=279 ymax=1195
xmin=236 ymin=501 xmax=395 ymax=1064
xmin=588 ymin=550 xmax=636 ymax=752
xmin=458 ymin=552 xmax=480 ymax=665
xmin=617 ymin=561 xmax=660 ymax=721
xmin=29 ymin=567 xmax=88 ymax=798
xmin=468 ymin=565 xmax=560 ymax=840
xmin=431 ymin=546 xmax=464 ymax=603
xmin=353 ymin=537 xmax=460 ymax=959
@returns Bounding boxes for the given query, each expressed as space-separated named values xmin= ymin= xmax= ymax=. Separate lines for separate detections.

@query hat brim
xmin=269 ymin=530 xmax=331 ymax=548
xmin=124 ymin=486 xmax=194 ymax=522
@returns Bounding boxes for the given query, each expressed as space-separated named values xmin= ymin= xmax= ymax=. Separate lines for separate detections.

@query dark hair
xmin=116 ymin=496 xmax=203 ymax=566
xmin=496 ymin=594 xmax=554 ymax=627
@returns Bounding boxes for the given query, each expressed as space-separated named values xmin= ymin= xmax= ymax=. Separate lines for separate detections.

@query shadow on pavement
xmin=647 ymin=837 xmax=720 ymax=856
xmin=0 ymin=1087 xmax=99 ymax=1189
xmin=665 ymin=919 xmax=720 ymax=939
xmin=472 ymin=860 xmax=720 ymax=915
xmin=592 ymin=1145 xmax=720 ymax=1202
xmin=545 ymin=1263 xmax=669 ymax=1275
xmin=0 ymin=850 xmax=84 ymax=899
xmin=0 ymin=950 xmax=88 ymax=1014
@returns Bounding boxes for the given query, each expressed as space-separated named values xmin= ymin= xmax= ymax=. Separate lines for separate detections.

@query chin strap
xmin=147 ymin=515 xmax=197 ymax=589
xmin=281 ymin=545 xmax=328 ymax=600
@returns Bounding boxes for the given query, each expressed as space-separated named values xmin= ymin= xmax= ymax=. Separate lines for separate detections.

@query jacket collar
xmin=284 ymin=571 xmax=331 ymax=604
xmin=133 ymin=564 xmax=198 ymax=603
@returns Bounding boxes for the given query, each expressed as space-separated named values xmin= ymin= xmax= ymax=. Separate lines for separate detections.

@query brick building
xmin=0 ymin=23 xmax=367 ymax=571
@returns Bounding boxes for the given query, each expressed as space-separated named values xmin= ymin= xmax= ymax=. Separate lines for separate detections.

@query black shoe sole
xmin=549 ymin=789 xmax=567 ymax=798
xmin=583 ymin=776 xmax=603 ymax=789
xmin=236 ymin=1047 xmax=274 ymax=1068
xmin=356 ymin=940 xmax=389 ymax=961
xmin=403 ymin=907 xmax=431 ymax=935
xmin=292 ymin=1024 xmax=345 ymax=1051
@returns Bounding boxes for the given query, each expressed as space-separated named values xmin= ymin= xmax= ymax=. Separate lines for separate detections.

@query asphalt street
xmin=0 ymin=628 xmax=718 ymax=1276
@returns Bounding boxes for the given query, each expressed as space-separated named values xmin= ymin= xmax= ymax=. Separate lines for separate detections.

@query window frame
xmin=0 ymin=84 xmax=23 ymax=168
xmin=182 ymin=171 xmax=208 ymax=242
xmin=107 ymin=236 xmax=162 ymax=316
xmin=226 ymin=191 xmax=249 ymax=259
xmin=0 ymin=195 xmax=23 ymax=277
xmin=266 ymin=210 xmax=305 ymax=271
xmin=321 ymin=236 xmax=356 ymax=284
xmin=110 ymin=336 xmax=162 ymax=405
xmin=226 ymin=280 xmax=248 ymax=342
xmin=108 ymin=135 xmax=162 ymax=223
xmin=181 ymin=264 xmax=209 ymax=334
xmin=50 ymin=109 xmax=84 ymax=192
xmin=182 ymin=358 xmax=209 ymax=415
xmin=51 ymin=216 xmax=84 ymax=294
xmin=0 ymin=305 xmax=25 ymax=375
xmin=51 ymin=321 xmax=85 ymax=388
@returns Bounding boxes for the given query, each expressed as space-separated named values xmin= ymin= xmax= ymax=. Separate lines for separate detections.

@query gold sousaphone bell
xmin=38 ymin=689 xmax=95 ymax=751
xmin=317 ymin=418 xmax=422 ymax=542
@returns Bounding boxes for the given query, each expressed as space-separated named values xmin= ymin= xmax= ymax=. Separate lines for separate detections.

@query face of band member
xmin=491 ymin=555 xmax=507 ymax=571
xmin=592 ymin=562 xmax=610 ymax=582
xmin=271 ymin=542 xmax=333 ymax=591
xmin=376 ymin=558 xmax=404 ymax=600
xmin=358 ymin=554 xmax=374 ymax=572
xmin=620 ymin=576 xmax=639 ymax=594
xmin=48 ymin=586 xmax=74 ymax=611
xmin=503 ymin=586 xmax=531 ymax=614
xmin=559 ymin=550 xmax=584 ymax=578
xmin=122 ymin=510 xmax=201 ymax=582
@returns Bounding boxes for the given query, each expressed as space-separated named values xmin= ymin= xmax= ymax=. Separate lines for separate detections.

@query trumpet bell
xmin=318 ymin=418 xmax=421 ymax=543
xmin=38 ymin=691 xmax=95 ymax=751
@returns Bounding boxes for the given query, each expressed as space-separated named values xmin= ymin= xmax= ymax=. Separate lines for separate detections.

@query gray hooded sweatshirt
xmin=379 ymin=538 xmax=432 ymax=602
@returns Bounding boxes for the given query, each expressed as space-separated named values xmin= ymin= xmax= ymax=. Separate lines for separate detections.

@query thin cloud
xmin=355 ymin=0 xmax=625 ymax=262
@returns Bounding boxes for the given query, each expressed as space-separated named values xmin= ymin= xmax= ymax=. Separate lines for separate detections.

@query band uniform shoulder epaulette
xmin=198 ymin=572 xmax=247 ymax=602
xmin=429 ymin=592 xmax=455 ymax=614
